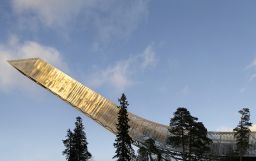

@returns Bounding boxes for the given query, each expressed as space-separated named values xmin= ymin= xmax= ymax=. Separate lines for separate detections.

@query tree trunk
xmin=188 ymin=134 xmax=191 ymax=161
xmin=182 ymin=129 xmax=185 ymax=160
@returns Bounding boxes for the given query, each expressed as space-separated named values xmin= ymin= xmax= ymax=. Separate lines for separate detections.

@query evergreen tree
xmin=233 ymin=108 xmax=252 ymax=161
xmin=144 ymin=138 xmax=161 ymax=161
xmin=63 ymin=117 xmax=91 ymax=161
xmin=168 ymin=107 xmax=212 ymax=161
xmin=168 ymin=107 xmax=197 ymax=160
xmin=189 ymin=122 xmax=212 ymax=161
xmin=137 ymin=147 xmax=149 ymax=161
xmin=137 ymin=139 xmax=161 ymax=161
xmin=63 ymin=129 xmax=75 ymax=161
xmin=113 ymin=93 xmax=134 ymax=161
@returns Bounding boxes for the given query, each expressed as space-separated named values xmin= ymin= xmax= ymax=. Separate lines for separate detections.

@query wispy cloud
xmin=249 ymin=73 xmax=256 ymax=82
xmin=246 ymin=57 xmax=256 ymax=69
xmin=0 ymin=35 xmax=67 ymax=91
xmin=12 ymin=0 xmax=149 ymax=46
xmin=88 ymin=59 xmax=132 ymax=92
xmin=246 ymin=57 xmax=256 ymax=82
xmin=13 ymin=0 xmax=86 ymax=28
xmin=89 ymin=0 xmax=149 ymax=47
xmin=141 ymin=45 xmax=157 ymax=69
xmin=240 ymin=57 xmax=256 ymax=92
xmin=87 ymin=45 xmax=157 ymax=92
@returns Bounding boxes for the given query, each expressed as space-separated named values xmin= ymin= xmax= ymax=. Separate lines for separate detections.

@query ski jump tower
xmin=8 ymin=58 xmax=256 ymax=158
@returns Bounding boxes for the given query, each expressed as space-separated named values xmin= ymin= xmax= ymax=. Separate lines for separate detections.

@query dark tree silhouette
xmin=233 ymin=108 xmax=252 ymax=161
xmin=63 ymin=116 xmax=91 ymax=161
xmin=137 ymin=147 xmax=149 ymax=161
xmin=189 ymin=122 xmax=212 ymax=160
xmin=145 ymin=138 xmax=161 ymax=161
xmin=168 ymin=107 xmax=197 ymax=160
xmin=168 ymin=107 xmax=212 ymax=161
xmin=63 ymin=129 xmax=75 ymax=161
xmin=113 ymin=93 xmax=134 ymax=161
xmin=137 ymin=138 xmax=161 ymax=161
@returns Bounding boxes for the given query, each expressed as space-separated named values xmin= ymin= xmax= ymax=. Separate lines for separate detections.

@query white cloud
xmin=245 ymin=56 xmax=256 ymax=77
xmin=12 ymin=0 xmax=149 ymax=44
xmin=141 ymin=45 xmax=157 ymax=69
xmin=90 ymin=0 xmax=149 ymax=44
xmin=13 ymin=0 xmax=85 ymax=27
xmin=0 ymin=35 xmax=67 ymax=91
xmin=249 ymin=73 xmax=256 ymax=82
xmin=241 ymin=57 xmax=256 ymax=92
xmin=87 ymin=45 xmax=157 ymax=92
xmin=246 ymin=57 xmax=256 ymax=69
xmin=88 ymin=60 xmax=132 ymax=92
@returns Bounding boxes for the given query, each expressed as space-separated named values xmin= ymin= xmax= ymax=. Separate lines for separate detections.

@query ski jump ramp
xmin=8 ymin=58 xmax=256 ymax=157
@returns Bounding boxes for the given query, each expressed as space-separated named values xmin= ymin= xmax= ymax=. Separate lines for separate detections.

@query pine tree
xmin=137 ymin=139 xmax=161 ymax=161
xmin=113 ymin=93 xmax=134 ymax=161
xmin=63 ymin=116 xmax=91 ymax=161
xmin=63 ymin=129 xmax=75 ymax=161
xmin=233 ymin=108 xmax=252 ymax=161
xmin=189 ymin=122 xmax=212 ymax=161
xmin=168 ymin=107 xmax=212 ymax=161
xmin=144 ymin=138 xmax=161 ymax=161
xmin=168 ymin=107 xmax=197 ymax=160
xmin=137 ymin=147 xmax=149 ymax=161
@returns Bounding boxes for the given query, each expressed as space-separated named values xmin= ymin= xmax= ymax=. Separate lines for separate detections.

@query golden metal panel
xmin=8 ymin=58 xmax=168 ymax=144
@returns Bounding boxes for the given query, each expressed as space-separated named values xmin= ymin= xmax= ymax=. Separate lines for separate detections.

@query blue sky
xmin=1 ymin=0 xmax=256 ymax=161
